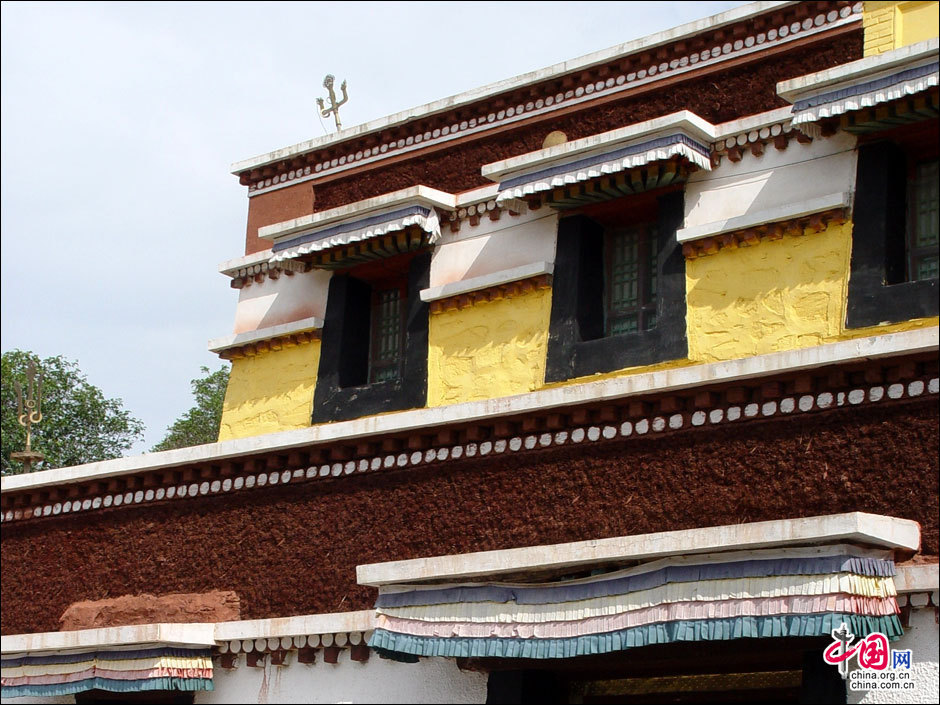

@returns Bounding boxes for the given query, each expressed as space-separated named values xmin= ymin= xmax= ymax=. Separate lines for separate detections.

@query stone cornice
xmin=234 ymin=2 xmax=860 ymax=198
xmin=2 ymin=330 xmax=936 ymax=525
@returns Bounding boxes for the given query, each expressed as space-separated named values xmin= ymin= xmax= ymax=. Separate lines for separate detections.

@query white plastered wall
xmin=429 ymin=207 xmax=558 ymax=289
xmin=683 ymin=131 xmax=858 ymax=228
xmin=232 ymin=269 xmax=331 ymax=334
xmin=847 ymin=607 xmax=940 ymax=705
xmin=197 ymin=650 xmax=488 ymax=705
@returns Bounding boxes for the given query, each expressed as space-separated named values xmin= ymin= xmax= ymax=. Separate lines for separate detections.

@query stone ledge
xmin=2 ymin=327 xmax=937 ymax=496
xmin=895 ymin=561 xmax=939 ymax=593
xmin=0 ymin=623 xmax=216 ymax=656
xmin=356 ymin=512 xmax=922 ymax=586
xmin=208 ymin=316 xmax=323 ymax=357
xmin=214 ymin=610 xmax=375 ymax=643
xmin=677 ymin=192 xmax=850 ymax=244
xmin=421 ymin=262 xmax=553 ymax=304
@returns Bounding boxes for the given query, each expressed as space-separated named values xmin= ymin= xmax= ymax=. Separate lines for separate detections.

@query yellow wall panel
xmin=864 ymin=2 xmax=898 ymax=55
xmin=686 ymin=222 xmax=853 ymax=363
xmin=427 ymin=288 xmax=552 ymax=407
xmin=864 ymin=1 xmax=939 ymax=55
xmin=218 ymin=341 xmax=320 ymax=441
xmin=898 ymin=1 xmax=940 ymax=46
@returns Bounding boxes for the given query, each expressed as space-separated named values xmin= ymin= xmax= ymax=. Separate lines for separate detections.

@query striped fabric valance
xmin=270 ymin=206 xmax=441 ymax=264
xmin=494 ymin=134 xmax=712 ymax=206
xmin=369 ymin=545 xmax=902 ymax=660
xmin=791 ymin=61 xmax=939 ymax=137
xmin=1 ymin=646 xmax=213 ymax=699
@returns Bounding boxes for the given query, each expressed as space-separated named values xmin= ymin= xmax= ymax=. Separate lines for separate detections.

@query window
xmin=313 ymin=251 xmax=430 ymax=423
xmin=908 ymin=159 xmax=939 ymax=282
xmin=847 ymin=119 xmax=938 ymax=328
xmin=606 ymin=225 xmax=658 ymax=336
xmin=369 ymin=285 xmax=404 ymax=383
xmin=545 ymin=189 xmax=687 ymax=382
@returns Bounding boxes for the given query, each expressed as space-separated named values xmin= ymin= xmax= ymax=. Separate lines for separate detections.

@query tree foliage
xmin=1 ymin=350 xmax=145 ymax=475
xmin=151 ymin=365 xmax=229 ymax=452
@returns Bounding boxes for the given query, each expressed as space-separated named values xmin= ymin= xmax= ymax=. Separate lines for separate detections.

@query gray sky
xmin=1 ymin=1 xmax=748 ymax=454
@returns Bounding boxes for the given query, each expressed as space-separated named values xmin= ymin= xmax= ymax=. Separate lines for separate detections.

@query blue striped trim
xmin=375 ymin=555 xmax=896 ymax=608
xmin=1 ymin=647 xmax=210 ymax=669
xmin=272 ymin=205 xmax=431 ymax=253
xmin=1 ymin=677 xmax=213 ymax=698
xmin=498 ymin=134 xmax=709 ymax=192
xmin=368 ymin=614 xmax=903 ymax=660
xmin=793 ymin=62 xmax=939 ymax=111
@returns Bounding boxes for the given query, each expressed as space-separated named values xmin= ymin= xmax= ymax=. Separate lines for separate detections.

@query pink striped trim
xmin=377 ymin=594 xmax=899 ymax=640
xmin=2 ymin=667 xmax=214 ymax=687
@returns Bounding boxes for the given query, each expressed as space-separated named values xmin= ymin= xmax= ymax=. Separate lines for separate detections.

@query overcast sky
xmin=1 ymin=1 xmax=749 ymax=454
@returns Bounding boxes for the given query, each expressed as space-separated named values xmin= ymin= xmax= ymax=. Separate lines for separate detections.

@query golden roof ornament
xmin=316 ymin=74 xmax=349 ymax=132
xmin=11 ymin=360 xmax=44 ymax=473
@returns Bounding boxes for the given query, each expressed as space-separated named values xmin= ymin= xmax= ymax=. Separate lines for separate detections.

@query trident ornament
xmin=12 ymin=360 xmax=45 ymax=472
xmin=316 ymin=74 xmax=348 ymax=132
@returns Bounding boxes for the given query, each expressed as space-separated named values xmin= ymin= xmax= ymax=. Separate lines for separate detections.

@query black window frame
xmin=545 ymin=189 xmax=687 ymax=382
xmin=846 ymin=125 xmax=939 ymax=329
xmin=312 ymin=251 xmax=430 ymax=423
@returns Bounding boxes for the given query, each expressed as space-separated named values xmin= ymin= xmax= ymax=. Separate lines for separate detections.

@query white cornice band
xmin=2 ymin=327 xmax=936 ymax=495
xmin=207 ymin=317 xmax=324 ymax=354
xmin=676 ymin=192 xmax=851 ymax=243
xmin=420 ymin=262 xmax=554 ymax=303
xmin=356 ymin=512 xmax=921 ymax=586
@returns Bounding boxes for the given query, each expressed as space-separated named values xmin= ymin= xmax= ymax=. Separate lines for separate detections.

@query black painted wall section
xmin=545 ymin=191 xmax=688 ymax=382
xmin=312 ymin=252 xmax=430 ymax=423
xmin=847 ymin=140 xmax=938 ymax=328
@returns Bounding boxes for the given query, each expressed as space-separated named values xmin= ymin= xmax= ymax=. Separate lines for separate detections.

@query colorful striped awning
xmin=368 ymin=545 xmax=902 ymax=660
xmin=790 ymin=61 xmax=939 ymax=136
xmin=0 ymin=646 xmax=213 ymax=699
xmin=493 ymin=134 xmax=712 ymax=207
xmin=269 ymin=205 xmax=441 ymax=264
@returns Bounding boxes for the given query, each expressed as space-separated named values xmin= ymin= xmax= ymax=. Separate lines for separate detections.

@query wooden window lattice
xmin=369 ymin=287 xmax=403 ymax=383
xmin=606 ymin=226 xmax=658 ymax=336
xmin=909 ymin=159 xmax=939 ymax=281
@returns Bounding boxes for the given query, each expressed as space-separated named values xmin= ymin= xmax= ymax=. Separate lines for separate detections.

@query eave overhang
xmin=261 ymin=185 xmax=456 ymax=268
xmin=777 ymin=38 xmax=939 ymax=136
xmin=481 ymin=112 xmax=716 ymax=209
xmin=2 ymin=327 xmax=936 ymax=505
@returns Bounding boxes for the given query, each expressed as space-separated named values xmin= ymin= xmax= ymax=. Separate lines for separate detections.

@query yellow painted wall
xmin=686 ymin=222 xmax=853 ymax=363
xmin=897 ymin=1 xmax=940 ymax=46
xmin=864 ymin=1 xmax=939 ymax=55
xmin=427 ymin=287 xmax=553 ymax=406
xmin=428 ymin=220 xmax=937 ymax=402
xmin=218 ymin=340 xmax=320 ymax=441
xmin=218 ymin=224 xmax=938 ymax=432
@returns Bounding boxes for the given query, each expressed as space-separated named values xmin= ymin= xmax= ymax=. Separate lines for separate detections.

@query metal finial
xmin=316 ymin=73 xmax=349 ymax=132
xmin=12 ymin=360 xmax=44 ymax=472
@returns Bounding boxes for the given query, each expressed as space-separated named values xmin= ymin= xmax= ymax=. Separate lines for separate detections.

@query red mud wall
xmin=312 ymin=34 xmax=862 ymax=211
xmin=245 ymin=180 xmax=315 ymax=255
xmin=241 ymin=33 xmax=862 ymax=251
xmin=2 ymin=396 xmax=936 ymax=636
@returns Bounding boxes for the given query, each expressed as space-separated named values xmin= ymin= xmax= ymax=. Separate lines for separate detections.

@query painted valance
xmin=1 ymin=646 xmax=213 ymax=698
xmin=368 ymin=545 xmax=903 ymax=660
xmin=778 ymin=39 xmax=939 ymax=137
xmin=481 ymin=112 xmax=715 ymax=209
xmin=269 ymin=206 xmax=441 ymax=265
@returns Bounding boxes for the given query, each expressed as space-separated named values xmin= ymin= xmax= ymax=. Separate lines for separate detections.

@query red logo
xmin=823 ymin=625 xmax=891 ymax=677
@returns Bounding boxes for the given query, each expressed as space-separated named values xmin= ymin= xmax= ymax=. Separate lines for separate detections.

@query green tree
xmin=151 ymin=365 xmax=229 ymax=452
xmin=1 ymin=350 xmax=145 ymax=475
